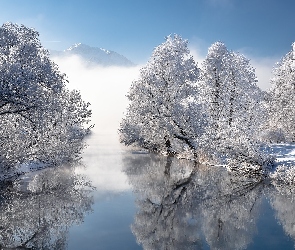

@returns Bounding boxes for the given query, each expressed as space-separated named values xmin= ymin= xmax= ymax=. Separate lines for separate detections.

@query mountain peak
xmin=67 ymin=43 xmax=83 ymax=51
xmin=66 ymin=43 xmax=114 ymax=56
xmin=99 ymin=47 xmax=111 ymax=55
xmin=51 ymin=43 xmax=135 ymax=67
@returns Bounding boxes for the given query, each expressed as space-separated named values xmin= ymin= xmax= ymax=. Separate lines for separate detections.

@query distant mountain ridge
xmin=50 ymin=43 xmax=135 ymax=67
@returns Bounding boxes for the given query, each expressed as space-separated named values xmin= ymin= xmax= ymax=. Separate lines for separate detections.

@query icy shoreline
xmin=1 ymin=144 xmax=295 ymax=183
xmin=0 ymin=161 xmax=49 ymax=182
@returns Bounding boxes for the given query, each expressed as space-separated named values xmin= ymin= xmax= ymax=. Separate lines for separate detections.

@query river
xmin=0 ymin=63 xmax=294 ymax=249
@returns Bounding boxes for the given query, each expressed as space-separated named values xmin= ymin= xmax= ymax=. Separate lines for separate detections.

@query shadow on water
xmin=123 ymin=153 xmax=295 ymax=250
xmin=0 ymin=164 xmax=94 ymax=249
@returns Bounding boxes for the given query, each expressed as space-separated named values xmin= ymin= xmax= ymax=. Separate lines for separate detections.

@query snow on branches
xmin=119 ymin=35 xmax=203 ymax=158
xmin=119 ymin=35 xmax=272 ymax=169
xmin=200 ymin=42 xmax=271 ymax=167
xmin=266 ymin=43 xmax=295 ymax=142
xmin=0 ymin=23 xmax=92 ymax=170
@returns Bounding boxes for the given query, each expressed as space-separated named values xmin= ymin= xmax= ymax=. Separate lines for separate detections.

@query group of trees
xmin=1 ymin=21 xmax=294 ymax=174
xmin=0 ymin=23 xmax=92 ymax=170
xmin=266 ymin=43 xmax=295 ymax=142
xmin=119 ymin=34 xmax=295 ymax=169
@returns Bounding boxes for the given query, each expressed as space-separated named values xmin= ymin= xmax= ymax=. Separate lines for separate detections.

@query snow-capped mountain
xmin=50 ymin=43 xmax=135 ymax=67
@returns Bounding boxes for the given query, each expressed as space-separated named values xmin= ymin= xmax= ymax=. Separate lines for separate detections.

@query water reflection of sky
xmin=68 ymin=193 xmax=141 ymax=250
xmin=67 ymin=131 xmax=140 ymax=249
xmin=248 ymin=196 xmax=293 ymax=250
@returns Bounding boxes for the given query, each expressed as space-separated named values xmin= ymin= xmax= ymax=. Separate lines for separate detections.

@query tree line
xmin=0 ymin=22 xmax=293 ymax=173
xmin=119 ymin=34 xmax=295 ymax=170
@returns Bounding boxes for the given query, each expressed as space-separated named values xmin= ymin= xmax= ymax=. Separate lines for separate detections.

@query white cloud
xmin=189 ymin=45 xmax=206 ymax=66
xmin=250 ymin=57 xmax=277 ymax=91
xmin=189 ymin=37 xmax=208 ymax=65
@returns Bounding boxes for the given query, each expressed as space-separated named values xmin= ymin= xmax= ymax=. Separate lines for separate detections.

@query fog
xmin=251 ymin=57 xmax=276 ymax=90
xmin=51 ymin=55 xmax=141 ymax=194
xmin=51 ymin=52 xmax=275 ymax=194
xmin=53 ymin=55 xmax=141 ymax=133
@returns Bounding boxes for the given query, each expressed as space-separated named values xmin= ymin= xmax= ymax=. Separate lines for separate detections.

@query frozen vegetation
xmin=0 ymin=22 xmax=295 ymax=248
xmin=119 ymin=34 xmax=295 ymax=181
xmin=0 ymin=21 xmax=295 ymax=186
xmin=0 ymin=23 xmax=92 ymax=177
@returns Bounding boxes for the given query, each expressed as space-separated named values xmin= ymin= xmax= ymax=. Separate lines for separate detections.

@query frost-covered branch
xmin=0 ymin=23 xmax=92 ymax=170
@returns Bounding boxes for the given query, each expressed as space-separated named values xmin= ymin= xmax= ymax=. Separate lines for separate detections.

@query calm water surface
xmin=0 ymin=131 xmax=295 ymax=249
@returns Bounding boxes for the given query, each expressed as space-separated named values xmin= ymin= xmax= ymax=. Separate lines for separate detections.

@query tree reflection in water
xmin=0 ymin=165 xmax=94 ymax=249
xmin=269 ymin=176 xmax=295 ymax=243
xmin=123 ymin=153 xmax=290 ymax=250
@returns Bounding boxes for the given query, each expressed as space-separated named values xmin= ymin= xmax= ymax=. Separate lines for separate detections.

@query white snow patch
xmin=100 ymin=48 xmax=111 ymax=54
xmin=67 ymin=43 xmax=82 ymax=51
xmin=267 ymin=144 xmax=295 ymax=167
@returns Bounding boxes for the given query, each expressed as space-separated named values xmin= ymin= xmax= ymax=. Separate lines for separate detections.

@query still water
xmin=1 ymin=53 xmax=292 ymax=248
xmin=1 ymin=130 xmax=295 ymax=249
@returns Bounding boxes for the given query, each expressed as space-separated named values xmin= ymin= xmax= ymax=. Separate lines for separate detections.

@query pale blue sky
xmin=0 ymin=0 xmax=295 ymax=63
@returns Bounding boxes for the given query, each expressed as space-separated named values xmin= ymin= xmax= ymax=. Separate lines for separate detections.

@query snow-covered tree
xmin=0 ymin=23 xmax=92 ymax=169
xmin=119 ymin=35 xmax=204 ymax=158
xmin=120 ymin=36 xmax=272 ymax=168
xmin=200 ymin=42 xmax=270 ymax=167
xmin=267 ymin=43 xmax=295 ymax=142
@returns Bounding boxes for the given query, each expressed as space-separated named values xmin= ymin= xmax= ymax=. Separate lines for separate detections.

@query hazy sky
xmin=1 ymin=0 xmax=295 ymax=64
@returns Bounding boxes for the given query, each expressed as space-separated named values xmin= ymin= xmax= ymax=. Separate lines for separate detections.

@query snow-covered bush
xmin=260 ymin=129 xmax=286 ymax=143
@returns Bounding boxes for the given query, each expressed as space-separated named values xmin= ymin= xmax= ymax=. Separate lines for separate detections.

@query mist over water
xmin=53 ymin=55 xmax=141 ymax=133
xmin=48 ymin=56 xmax=143 ymax=249
xmin=0 ymin=54 xmax=290 ymax=249
xmin=57 ymin=55 xmax=292 ymax=250
xmin=51 ymin=55 xmax=143 ymax=195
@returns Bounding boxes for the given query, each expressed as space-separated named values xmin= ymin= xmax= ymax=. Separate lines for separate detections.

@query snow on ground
xmin=267 ymin=144 xmax=295 ymax=167
xmin=0 ymin=161 xmax=49 ymax=182
xmin=266 ymin=144 xmax=295 ymax=188
xmin=1 ymin=144 xmax=295 ymax=183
